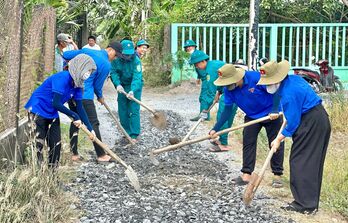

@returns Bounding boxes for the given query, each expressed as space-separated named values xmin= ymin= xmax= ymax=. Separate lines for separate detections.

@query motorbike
xmin=293 ymin=59 xmax=343 ymax=93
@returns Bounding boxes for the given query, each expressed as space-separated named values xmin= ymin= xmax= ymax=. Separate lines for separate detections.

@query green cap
xmin=136 ymin=39 xmax=149 ymax=48
xmin=121 ymin=40 xmax=135 ymax=55
xmin=189 ymin=50 xmax=209 ymax=65
xmin=184 ymin=39 xmax=197 ymax=48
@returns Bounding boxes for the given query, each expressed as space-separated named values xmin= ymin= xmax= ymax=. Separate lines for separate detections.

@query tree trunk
xmin=248 ymin=0 xmax=260 ymax=70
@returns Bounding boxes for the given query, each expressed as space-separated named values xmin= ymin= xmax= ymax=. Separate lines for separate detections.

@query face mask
xmin=227 ymin=83 xmax=237 ymax=91
xmin=188 ymin=49 xmax=194 ymax=54
xmin=266 ymin=83 xmax=280 ymax=94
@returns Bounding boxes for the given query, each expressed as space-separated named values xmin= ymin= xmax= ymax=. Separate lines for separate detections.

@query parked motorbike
xmin=293 ymin=59 xmax=343 ymax=93
xmin=257 ymin=57 xmax=343 ymax=93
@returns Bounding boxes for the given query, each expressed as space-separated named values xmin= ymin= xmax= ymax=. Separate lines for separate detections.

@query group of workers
xmin=27 ymin=34 xmax=150 ymax=163
xmin=26 ymin=34 xmax=330 ymax=215
xmin=184 ymin=39 xmax=330 ymax=214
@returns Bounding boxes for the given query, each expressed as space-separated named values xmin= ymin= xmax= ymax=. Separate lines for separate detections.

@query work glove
xmin=116 ymin=85 xmax=124 ymax=93
xmin=127 ymin=91 xmax=134 ymax=99
xmin=208 ymin=129 xmax=220 ymax=143
xmin=200 ymin=111 xmax=208 ymax=120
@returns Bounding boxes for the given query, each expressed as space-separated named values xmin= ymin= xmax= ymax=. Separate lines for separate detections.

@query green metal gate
xmin=171 ymin=23 xmax=348 ymax=88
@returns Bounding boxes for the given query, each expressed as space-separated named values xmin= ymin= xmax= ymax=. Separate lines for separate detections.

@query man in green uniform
xmin=190 ymin=50 xmax=238 ymax=151
xmin=110 ymin=40 xmax=143 ymax=143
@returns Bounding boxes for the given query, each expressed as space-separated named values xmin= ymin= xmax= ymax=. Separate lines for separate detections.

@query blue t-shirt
xmin=224 ymin=71 xmax=274 ymax=119
xmin=63 ymin=48 xmax=110 ymax=100
xmin=278 ymin=75 xmax=322 ymax=137
xmin=25 ymin=71 xmax=83 ymax=119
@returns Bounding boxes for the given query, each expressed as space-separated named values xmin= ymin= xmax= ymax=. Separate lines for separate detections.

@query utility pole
xmin=248 ymin=0 xmax=260 ymax=70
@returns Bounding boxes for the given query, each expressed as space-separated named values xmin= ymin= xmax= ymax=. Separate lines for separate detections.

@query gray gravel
xmin=66 ymin=81 xmax=292 ymax=223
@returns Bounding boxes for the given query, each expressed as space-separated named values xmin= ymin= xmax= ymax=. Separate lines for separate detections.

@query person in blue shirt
xmin=110 ymin=40 xmax=143 ymax=143
xmin=135 ymin=39 xmax=149 ymax=58
xmin=190 ymin=50 xmax=237 ymax=151
xmin=208 ymin=64 xmax=285 ymax=187
xmin=25 ymin=54 xmax=96 ymax=168
xmin=257 ymin=60 xmax=331 ymax=214
xmin=62 ymin=41 xmax=123 ymax=163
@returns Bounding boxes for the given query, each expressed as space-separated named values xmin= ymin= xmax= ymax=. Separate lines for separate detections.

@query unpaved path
xmin=63 ymin=81 xmax=345 ymax=223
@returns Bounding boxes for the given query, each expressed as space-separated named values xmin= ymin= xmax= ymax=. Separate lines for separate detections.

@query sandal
xmin=272 ymin=178 xmax=284 ymax=188
xmin=231 ymin=176 xmax=249 ymax=186
xmin=96 ymin=157 xmax=116 ymax=164
xmin=71 ymin=155 xmax=85 ymax=162
xmin=208 ymin=145 xmax=230 ymax=152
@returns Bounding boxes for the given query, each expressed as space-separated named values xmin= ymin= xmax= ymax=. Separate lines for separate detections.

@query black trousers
xmin=68 ymin=99 xmax=105 ymax=157
xmin=29 ymin=113 xmax=61 ymax=167
xmin=242 ymin=115 xmax=285 ymax=175
xmin=290 ymin=104 xmax=331 ymax=209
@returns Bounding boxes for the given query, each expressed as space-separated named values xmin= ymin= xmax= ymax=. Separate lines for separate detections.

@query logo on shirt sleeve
xmin=206 ymin=74 xmax=210 ymax=81
xmin=136 ymin=64 xmax=142 ymax=72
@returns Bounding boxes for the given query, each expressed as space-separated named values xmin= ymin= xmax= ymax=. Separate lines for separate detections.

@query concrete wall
xmin=0 ymin=118 xmax=28 ymax=164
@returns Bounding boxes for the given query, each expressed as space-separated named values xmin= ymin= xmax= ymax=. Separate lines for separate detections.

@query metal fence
xmin=171 ymin=23 xmax=348 ymax=84
xmin=0 ymin=1 xmax=56 ymax=134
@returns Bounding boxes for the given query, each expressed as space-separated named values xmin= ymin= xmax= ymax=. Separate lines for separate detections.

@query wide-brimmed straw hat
xmin=257 ymin=60 xmax=290 ymax=85
xmin=214 ymin=64 xmax=245 ymax=86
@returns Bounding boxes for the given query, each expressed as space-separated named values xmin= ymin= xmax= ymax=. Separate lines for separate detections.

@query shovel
xmin=79 ymin=124 xmax=140 ymax=191
xmin=103 ymin=101 xmax=135 ymax=146
xmin=243 ymin=117 xmax=287 ymax=205
xmin=119 ymin=90 xmax=167 ymax=130
xmin=149 ymin=113 xmax=282 ymax=163
xmin=169 ymin=99 xmax=218 ymax=145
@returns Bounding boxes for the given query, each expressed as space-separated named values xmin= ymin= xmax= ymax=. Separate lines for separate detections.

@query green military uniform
xmin=190 ymin=50 xmax=237 ymax=145
xmin=110 ymin=40 xmax=143 ymax=139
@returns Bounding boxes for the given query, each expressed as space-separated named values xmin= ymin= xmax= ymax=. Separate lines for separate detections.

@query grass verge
xmin=0 ymin=121 xmax=94 ymax=222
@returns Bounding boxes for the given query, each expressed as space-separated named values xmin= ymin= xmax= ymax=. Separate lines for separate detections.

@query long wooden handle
xmin=182 ymin=99 xmax=218 ymax=142
xmin=152 ymin=114 xmax=278 ymax=155
xmin=254 ymin=116 xmax=287 ymax=188
xmin=80 ymin=124 xmax=129 ymax=168
xmin=119 ymin=89 xmax=156 ymax=115
xmin=103 ymin=102 xmax=135 ymax=145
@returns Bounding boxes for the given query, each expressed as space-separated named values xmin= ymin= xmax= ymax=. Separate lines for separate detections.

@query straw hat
xmin=214 ymin=64 xmax=245 ymax=86
xmin=257 ymin=60 xmax=290 ymax=85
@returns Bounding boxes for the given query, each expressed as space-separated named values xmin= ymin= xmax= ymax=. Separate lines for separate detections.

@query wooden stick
xmin=103 ymin=101 xmax=135 ymax=145
xmin=80 ymin=125 xmax=128 ymax=168
xmin=152 ymin=115 xmax=275 ymax=155
xmin=182 ymin=99 xmax=218 ymax=142
xmin=119 ymin=89 xmax=156 ymax=115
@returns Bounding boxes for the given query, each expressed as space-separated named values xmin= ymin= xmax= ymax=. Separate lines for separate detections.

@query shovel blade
xmin=150 ymin=111 xmax=167 ymax=130
xmin=243 ymin=173 xmax=260 ymax=205
xmin=125 ymin=166 xmax=141 ymax=192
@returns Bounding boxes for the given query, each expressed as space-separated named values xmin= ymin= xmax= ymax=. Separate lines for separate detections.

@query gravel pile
xmin=67 ymin=111 xmax=290 ymax=223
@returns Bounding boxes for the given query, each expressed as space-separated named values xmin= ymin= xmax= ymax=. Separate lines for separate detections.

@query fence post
xmin=269 ymin=24 xmax=278 ymax=60
xmin=15 ymin=0 xmax=25 ymax=166
xmin=171 ymin=24 xmax=178 ymax=55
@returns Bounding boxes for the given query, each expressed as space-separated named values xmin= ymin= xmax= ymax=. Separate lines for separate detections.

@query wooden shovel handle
xmin=253 ymin=116 xmax=287 ymax=190
xmin=119 ymin=89 xmax=156 ymax=115
xmin=152 ymin=113 xmax=283 ymax=155
xmin=79 ymin=124 xmax=129 ymax=168
xmin=103 ymin=102 xmax=135 ymax=145
xmin=182 ymin=99 xmax=218 ymax=142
